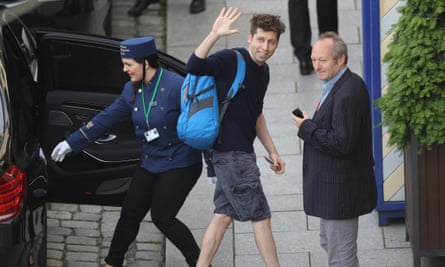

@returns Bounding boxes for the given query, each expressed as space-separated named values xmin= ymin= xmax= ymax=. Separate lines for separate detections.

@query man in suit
xmin=288 ymin=0 xmax=338 ymax=75
xmin=292 ymin=32 xmax=377 ymax=267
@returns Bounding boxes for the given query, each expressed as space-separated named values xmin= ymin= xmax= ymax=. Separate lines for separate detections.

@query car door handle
xmin=94 ymin=133 xmax=117 ymax=144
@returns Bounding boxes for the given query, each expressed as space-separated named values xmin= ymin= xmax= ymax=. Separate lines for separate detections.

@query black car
xmin=0 ymin=7 xmax=185 ymax=267
xmin=6 ymin=0 xmax=112 ymax=36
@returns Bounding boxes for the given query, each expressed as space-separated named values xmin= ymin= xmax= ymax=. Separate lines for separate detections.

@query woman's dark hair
xmin=129 ymin=53 xmax=160 ymax=103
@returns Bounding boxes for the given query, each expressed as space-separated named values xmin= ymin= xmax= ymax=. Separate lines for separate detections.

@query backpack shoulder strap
xmin=225 ymin=50 xmax=246 ymax=99
xmin=219 ymin=50 xmax=246 ymax=122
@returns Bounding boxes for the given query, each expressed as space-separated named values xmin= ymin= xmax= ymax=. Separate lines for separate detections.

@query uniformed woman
xmin=51 ymin=36 xmax=203 ymax=267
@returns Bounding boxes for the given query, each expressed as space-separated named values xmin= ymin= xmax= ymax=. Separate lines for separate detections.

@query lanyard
xmin=141 ymin=68 xmax=163 ymax=128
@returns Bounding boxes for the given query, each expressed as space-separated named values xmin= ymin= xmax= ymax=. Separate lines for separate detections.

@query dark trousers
xmin=288 ymin=0 xmax=338 ymax=62
xmin=105 ymin=163 xmax=202 ymax=266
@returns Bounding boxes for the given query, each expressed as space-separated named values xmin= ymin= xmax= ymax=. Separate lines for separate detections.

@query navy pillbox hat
xmin=120 ymin=36 xmax=157 ymax=58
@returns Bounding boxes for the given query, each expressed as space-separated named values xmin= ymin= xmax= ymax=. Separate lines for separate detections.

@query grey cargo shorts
xmin=212 ymin=151 xmax=271 ymax=222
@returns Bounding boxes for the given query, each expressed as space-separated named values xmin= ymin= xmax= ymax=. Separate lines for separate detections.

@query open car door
xmin=37 ymin=31 xmax=185 ymax=206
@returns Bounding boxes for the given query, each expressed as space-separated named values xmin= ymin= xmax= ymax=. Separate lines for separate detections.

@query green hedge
xmin=377 ymin=0 xmax=445 ymax=151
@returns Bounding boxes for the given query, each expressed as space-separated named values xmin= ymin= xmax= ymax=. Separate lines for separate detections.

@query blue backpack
xmin=177 ymin=50 xmax=246 ymax=150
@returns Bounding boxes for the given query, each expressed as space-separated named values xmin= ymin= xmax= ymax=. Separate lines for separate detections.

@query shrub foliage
xmin=377 ymin=0 xmax=445 ymax=151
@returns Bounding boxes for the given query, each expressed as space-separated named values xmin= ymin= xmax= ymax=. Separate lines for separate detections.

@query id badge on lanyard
xmin=144 ymin=128 xmax=160 ymax=143
xmin=142 ymin=68 xmax=163 ymax=143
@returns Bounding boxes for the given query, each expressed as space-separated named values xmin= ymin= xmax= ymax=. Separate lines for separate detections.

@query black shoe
xmin=127 ymin=0 xmax=159 ymax=17
xmin=190 ymin=0 xmax=205 ymax=14
xmin=299 ymin=59 xmax=313 ymax=75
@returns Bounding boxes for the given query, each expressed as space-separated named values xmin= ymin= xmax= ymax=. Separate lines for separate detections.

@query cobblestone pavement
xmin=47 ymin=1 xmax=166 ymax=266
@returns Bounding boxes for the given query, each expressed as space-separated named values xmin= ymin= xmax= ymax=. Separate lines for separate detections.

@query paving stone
xmin=66 ymin=244 xmax=100 ymax=253
xmin=135 ymin=250 xmax=163 ymax=261
xmin=66 ymin=261 xmax=99 ymax=267
xmin=66 ymin=236 xmax=98 ymax=246
xmin=48 ymin=242 xmax=65 ymax=251
xmin=101 ymin=210 xmax=120 ymax=221
xmin=136 ymin=242 xmax=163 ymax=251
xmin=127 ymin=260 xmax=162 ymax=267
xmin=48 ymin=226 xmax=73 ymax=236
xmin=79 ymin=204 xmax=103 ymax=213
xmin=73 ymin=228 xmax=100 ymax=238
xmin=103 ymin=206 xmax=121 ymax=211
xmin=65 ymin=251 xmax=98 ymax=262
xmin=61 ymin=220 xmax=99 ymax=229
xmin=47 ymin=218 xmax=60 ymax=227
xmin=47 ymin=259 xmax=64 ymax=267
xmin=50 ymin=203 xmax=79 ymax=212
xmin=48 ymin=234 xmax=65 ymax=243
xmin=48 ymin=249 xmax=64 ymax=260
xmin=48 ymin=210 xmax=73 ymax=220
xmin=73 ymin=212 xmax=101 ymax=222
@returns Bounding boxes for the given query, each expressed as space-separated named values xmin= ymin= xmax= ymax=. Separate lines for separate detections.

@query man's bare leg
xmin=196 ymin=213 xmax=233 ymax=267
xmin=252 ymin=218 xmax=281 ymax=267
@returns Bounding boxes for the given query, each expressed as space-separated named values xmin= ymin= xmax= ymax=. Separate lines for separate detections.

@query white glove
xmin=51 ymin=141 xmax=72 ymax=162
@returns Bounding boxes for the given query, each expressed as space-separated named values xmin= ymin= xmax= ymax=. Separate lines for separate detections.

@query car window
xmin=19 ymin=25 xmax=37 ymax=80
xmin=21 ymin=0 xmax=111 ymax=36
xmin=1 ymin=11 xmax=38 ymax=82
xmin=43 ymin=39 xmax=127 ymax=93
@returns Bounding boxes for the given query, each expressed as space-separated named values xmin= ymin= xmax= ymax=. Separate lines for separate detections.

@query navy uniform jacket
xmin=298 ymin=69 xmax=377 ymax=219
xmin=66 ymin=68 xmax=201 ymax=173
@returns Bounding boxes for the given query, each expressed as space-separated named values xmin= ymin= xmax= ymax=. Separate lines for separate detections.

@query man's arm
xmin=256 ymin=113 xmax=286 ymax=174
xmin=194 ymin=7 xmax=242 ymax=59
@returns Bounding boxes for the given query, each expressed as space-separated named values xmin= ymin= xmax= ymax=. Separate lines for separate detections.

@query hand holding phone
xmin=264 ymin=156 xmax=273 ymax=164
xmin=292 ymin=107 xmax=304 ymax=118
xmin=264 ymin=156 xmax=281 ymax=171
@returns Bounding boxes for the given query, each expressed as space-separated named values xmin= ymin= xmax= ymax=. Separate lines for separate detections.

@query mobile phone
xmin=292 ymin=107 xmax=304 ymax=118
xmin=264 ymin=156 xmax=281 ymax=171
xmin=264 ymin=156 xmax=273 ymax=164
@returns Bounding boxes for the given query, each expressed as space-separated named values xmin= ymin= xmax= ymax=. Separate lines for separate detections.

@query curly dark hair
xmin=250 ymin=14 xmax=286 ymax=40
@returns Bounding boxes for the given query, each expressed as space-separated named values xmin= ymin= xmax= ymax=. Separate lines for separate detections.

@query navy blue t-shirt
xmin=185 ymin=48 xmax=269 ymax=153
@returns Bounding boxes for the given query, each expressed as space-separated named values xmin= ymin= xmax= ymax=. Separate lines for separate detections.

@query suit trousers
xmin=288 ymin=0 xmax=338 ymax=62
xmin=320 ymin=217 xmax=359 ymax=267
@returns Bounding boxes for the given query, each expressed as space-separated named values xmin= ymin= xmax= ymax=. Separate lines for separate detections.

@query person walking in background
xmin=185 ymin=7 xmax=286 ymax=267
xmin=51 ymin=36 xmax=203 ymax=267
xmin=127 ymin=0 xmax=205 ymax=17
xmin=288 ymin=0 xmax=338 ymax=75
xmin=291 ymin=32 xmax=377 ymax=267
